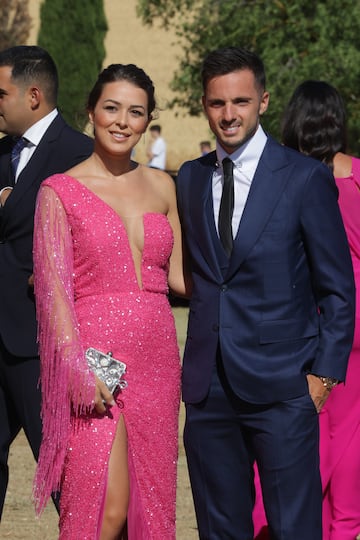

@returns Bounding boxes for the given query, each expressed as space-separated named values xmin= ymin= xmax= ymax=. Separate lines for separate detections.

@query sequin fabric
xmin=33 ymin=174 xmax=181 ymax=539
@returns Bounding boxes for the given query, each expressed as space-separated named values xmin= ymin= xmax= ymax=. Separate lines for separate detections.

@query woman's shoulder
xmin=42 ymin=173 xmax=74 ymax=189
xmin=41 ymin=174 xmax=83 ymax=206
xmin=140 ymin=163 xmax=175 ymax=189
xmin=333 ymin=152 xmax=353 ymax=179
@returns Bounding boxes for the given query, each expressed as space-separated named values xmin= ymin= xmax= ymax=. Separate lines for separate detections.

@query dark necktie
xmin=218 ymin=157 xmax=234 ymax=256
xmin=11 ymin=137 xmax=27 ymax=182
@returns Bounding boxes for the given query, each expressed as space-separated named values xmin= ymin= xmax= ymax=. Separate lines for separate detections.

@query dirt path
xmin=0 ymin=307 xmax=198 ymax=539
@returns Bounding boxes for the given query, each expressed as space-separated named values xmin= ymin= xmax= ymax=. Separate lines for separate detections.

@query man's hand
xmin=0 ymin=187 xmax=13 ymax=207
xmin=306 ymin=374 xmax=330 ymax=413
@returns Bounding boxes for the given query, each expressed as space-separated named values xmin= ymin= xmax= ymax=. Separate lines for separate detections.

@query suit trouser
xmin=184 ymin=358 xmax=322 ymax=540
xmin=0 ymin=337 xmax=45 ymax=518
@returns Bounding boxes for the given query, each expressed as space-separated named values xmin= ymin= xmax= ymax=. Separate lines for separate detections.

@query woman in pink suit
xmin=281 ymin=80 xmax=360 ymax=540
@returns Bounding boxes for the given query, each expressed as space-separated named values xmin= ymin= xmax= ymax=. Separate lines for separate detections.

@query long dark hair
xmin=87 ymin=63 xmax=156 ymax=117
xmin=281 ymin=80 xmax=347 ymax=167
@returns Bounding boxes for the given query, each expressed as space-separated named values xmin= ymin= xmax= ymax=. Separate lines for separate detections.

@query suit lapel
xmin=0 ymin=137 xmax=14 ymax=188
xmin=2 ymin=115 xmax=65 ymax=217
xmin=226 ymin=137 xmax=293 ymax=278
xmin=187 ymin=153 xmax=225 ymax=280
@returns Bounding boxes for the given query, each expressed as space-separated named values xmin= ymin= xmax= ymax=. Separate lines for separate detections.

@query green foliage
xmin=137 ymin=0 xmax=360 ymax=152
xmin=38 ymin=0 xmax=108 ymax=130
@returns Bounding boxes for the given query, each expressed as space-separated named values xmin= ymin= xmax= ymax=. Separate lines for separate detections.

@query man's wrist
xmin=313 ymin=375 xmax=339 ymax=391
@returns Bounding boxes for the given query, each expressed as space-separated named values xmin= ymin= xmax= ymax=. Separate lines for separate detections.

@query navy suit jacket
xmin=176 ymin=136 xmax=355 ymax=404
xmin=0 ymin=114 xmax=93 ymax=357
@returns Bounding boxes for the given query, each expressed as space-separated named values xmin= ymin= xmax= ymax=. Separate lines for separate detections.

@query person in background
xmin=33 ymin=63 xmax=190 ymax=539
xmin=146 ymin=123 xmax=167 ymax=169
xmin=0 ymin=45 xmax=93 ymax=520
xmin=200 ymin=140 xmax=211 ymax=156
xmin=281 ymin=80 xmax=360 ymax=540
xmin=176 ymin=46 xmax=355 ymax=540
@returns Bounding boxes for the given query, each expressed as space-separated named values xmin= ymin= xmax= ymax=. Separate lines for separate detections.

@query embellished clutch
xmin=85 ymin=347 xmax=127 ymax=394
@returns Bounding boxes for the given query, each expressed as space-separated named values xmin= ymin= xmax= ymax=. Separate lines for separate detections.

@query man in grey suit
xmin=0 ymin=45 xmax=93 ymax=517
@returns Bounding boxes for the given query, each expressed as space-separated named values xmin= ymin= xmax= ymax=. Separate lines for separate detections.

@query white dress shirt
xmin=212 ymin=125 xmax=268 ymax=239
xmin=15 ymin=108 xmax=58 ymax=181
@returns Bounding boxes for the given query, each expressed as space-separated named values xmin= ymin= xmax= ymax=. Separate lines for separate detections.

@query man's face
xmin=0 ymin=65 xmax=32 ymax=136
xmin=202 ymin=68 xmax=269 ymax=154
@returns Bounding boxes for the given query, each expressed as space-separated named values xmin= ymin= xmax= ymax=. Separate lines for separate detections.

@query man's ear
xmin=29 ymin=86 xmax=41 ymax=110
xmin=88 ymin=110 xmax=94 ymax=124
xmin=259 ymin=91 xmax=270 ymax=116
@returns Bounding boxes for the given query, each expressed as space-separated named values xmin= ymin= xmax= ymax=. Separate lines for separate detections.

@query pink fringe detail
xmin=32 ymin=184 xmax=95 ymax=514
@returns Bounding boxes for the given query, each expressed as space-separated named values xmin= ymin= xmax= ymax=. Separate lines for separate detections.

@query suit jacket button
xmin=221 ymin=284 xmax=228 ymax=292
xmin=212 ymin=324 xmax=219 ymax=332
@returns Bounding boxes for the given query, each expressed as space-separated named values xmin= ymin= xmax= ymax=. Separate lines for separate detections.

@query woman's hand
xmin=94 ymin=376 xmax=115 ymax=414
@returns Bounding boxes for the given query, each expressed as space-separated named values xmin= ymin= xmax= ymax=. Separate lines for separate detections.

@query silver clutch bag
xmin=86 ymin=347 xmax=127 ymax=394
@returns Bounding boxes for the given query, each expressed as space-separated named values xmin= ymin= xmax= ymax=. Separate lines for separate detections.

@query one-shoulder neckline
xmin=54 ymin=173 xmax=168 ymax=223
xmin=46 ymin=173 xmax=171 ymax=291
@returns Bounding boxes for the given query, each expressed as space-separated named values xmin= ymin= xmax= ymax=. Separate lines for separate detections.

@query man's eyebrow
xmin=207 ymin=96 xmax=252 ymax=103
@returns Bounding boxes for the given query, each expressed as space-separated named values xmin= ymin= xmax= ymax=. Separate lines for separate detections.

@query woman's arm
xmin=165 ymin=177 xmax=193 ymax=298
xmin=33 ymin=184 xmax=97 ymax=512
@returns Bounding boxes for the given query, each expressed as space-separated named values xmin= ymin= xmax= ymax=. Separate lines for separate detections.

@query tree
xmin=0 ymin=0 xmax=31 ymax=50
xmin=38 ymin=0 xmax=108 ymax=130
xmin=137 ymin=0 xmax=360 ymax=151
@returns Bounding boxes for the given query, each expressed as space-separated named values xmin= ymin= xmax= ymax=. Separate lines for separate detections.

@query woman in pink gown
xmin=281 ymin=80 xmax=360 ymax=539
xmin=253 ymin=80 xmax=360 ymax=540
xmin=32 ymin=64 xmax=190 ymax=539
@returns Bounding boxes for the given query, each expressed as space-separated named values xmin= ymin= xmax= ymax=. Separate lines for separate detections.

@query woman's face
xmin=89 ymin=80 xmax=150 ymax=155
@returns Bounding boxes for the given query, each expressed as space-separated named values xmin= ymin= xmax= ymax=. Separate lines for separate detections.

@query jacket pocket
xmin=259 ymin=318 xmax=318 ymax=344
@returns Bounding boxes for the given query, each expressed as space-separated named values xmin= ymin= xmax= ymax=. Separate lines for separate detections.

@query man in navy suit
xmin=176 ymin=46 xmax=355 ymax=539
xmin=0 ymin=45 xmax=93 ymax=518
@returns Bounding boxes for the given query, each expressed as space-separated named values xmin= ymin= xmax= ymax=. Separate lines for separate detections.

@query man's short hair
xmin=201 ymin=46 xmax=266 ymax=94
xmin=0 ymin=45 xmax=58 ymax=105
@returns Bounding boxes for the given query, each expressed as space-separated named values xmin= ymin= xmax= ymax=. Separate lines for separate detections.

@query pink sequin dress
xmin=32 ymin=174 xmax=181 ymax=539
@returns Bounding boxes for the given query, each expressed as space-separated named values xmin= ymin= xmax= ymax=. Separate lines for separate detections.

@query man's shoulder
xmin=52 ymin=115 xmax=92 ymax=141
xmin=61 ymin=125 xmax=93 ymax=148
xmin=46 ymin=116 xmax=93 ymax=154
xmin=263 ymin=135 xmax=325 ymax=171
xmin=176 ymin=152 xmax=216 ymax=194
xmin=179 ymin=150 xmax=217 ymax=172
xmin=36 ymin=116 xmax=93 ymax=171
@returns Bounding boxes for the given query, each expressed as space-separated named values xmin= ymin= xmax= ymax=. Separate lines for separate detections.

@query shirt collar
xmin=22 ymin=109 xmax=58 ymax=147
xmin=216 ymin=125 xmax=267 ymax=178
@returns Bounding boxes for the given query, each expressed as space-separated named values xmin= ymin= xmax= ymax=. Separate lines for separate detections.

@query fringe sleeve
xmin=32 ymin=184 xmax=96 ymax=514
